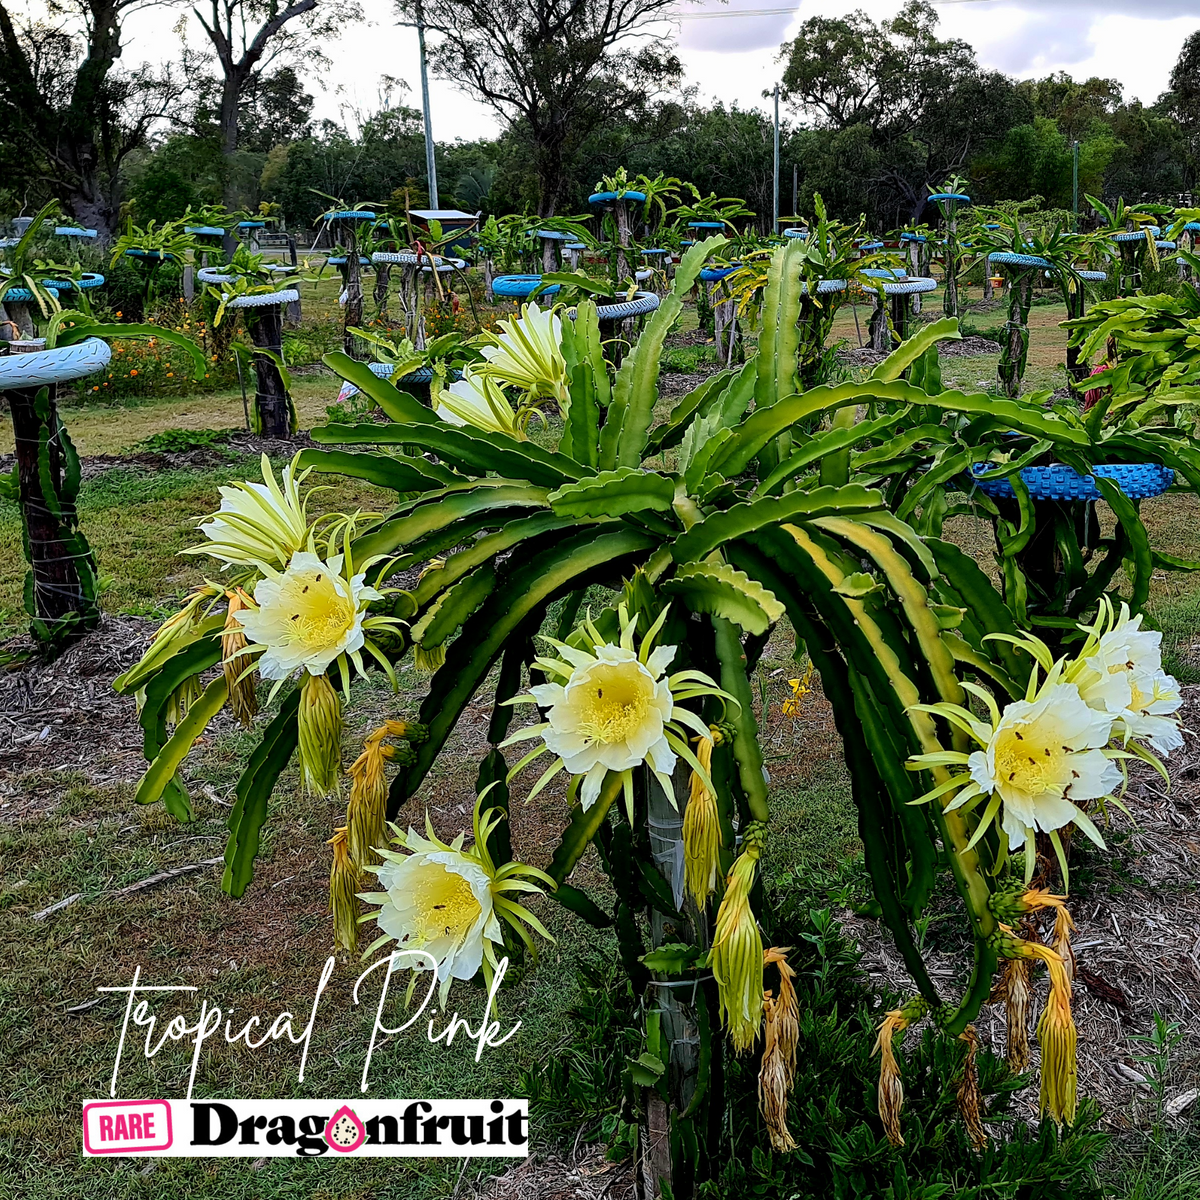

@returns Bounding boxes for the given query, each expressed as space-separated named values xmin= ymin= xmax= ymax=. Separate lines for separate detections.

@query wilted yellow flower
xmin=711 ymin=838 xmax=764 ymax=1054
xmin=956 ymin=1026 xmax=988 ymax=1151
xmin=1002 ymin=955 xmax=1032 ymax=1073
xmin=346 ymin=721 xmax=420 ymax=868
xmin=222 ymin=589 xmax=258 ymax=727
xmin=329 ymin=827 xmax=360 ymax=953
xmin=782 ymin=664 xmax=813 ymax=718
xmin=682 ymin=730 xmax=722 ymax=907
xmin=759 ymin=947 xmax=799 ymax=1152
xmin=875 ymin=1009 xmax=911 ymax=1148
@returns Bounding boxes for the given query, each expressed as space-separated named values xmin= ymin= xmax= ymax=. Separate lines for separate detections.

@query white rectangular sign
xmin=82 ymin=1099 xmax=529 ymax=1158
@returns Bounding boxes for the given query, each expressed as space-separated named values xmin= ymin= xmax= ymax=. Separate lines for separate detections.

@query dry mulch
xmin=474 ymin=1147 xmax=634 ymax=1200
xmin=0 ymin=615 xmax=160 ymax=802
xmin=841 ymin=687 xmax=1200 ymax=1130
xmin=837 ymin=335 xmax=1002 ymax=367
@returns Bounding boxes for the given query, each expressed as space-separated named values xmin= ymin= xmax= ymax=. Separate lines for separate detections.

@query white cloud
xmin=77 ymin=0 xmax=1200 ymax=141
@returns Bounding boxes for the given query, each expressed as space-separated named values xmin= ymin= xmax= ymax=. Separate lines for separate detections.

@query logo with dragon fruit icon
xmin=323 ymin=1105 xmax=366 ymax=1153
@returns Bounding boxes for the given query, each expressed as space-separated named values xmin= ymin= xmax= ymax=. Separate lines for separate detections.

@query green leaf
xmin=415 ymin=564 xmax=496 ymax=647
xmin=671 ymin=484 xmax=884 ymax=563
xmin=711 ymin=379 xmax=1089 ymax=480
xmin=641 ymin=943 xmax=703 ymax=973
xmin=870 ymin=318 xmax=961 ymax=381
xmin=627 ymin=1051 xmax=666 ymax=1087
xmin=548 ymin=467 xmax=675 ymax=519
xmin=222 ymin=689 xmax=301 ymax=897
xmin=134 ymin=676 xmax=229 ymax=808
xmin=312 ymin=420 xmax=581 ymax=488
xmin=646 ymin=364 xmax=745 ymax=454
xmin=664 ymin=562 xmax=784 ymax=635
xmin=600 ymin=235 xmax=728 ymax=471
xmin=550 ymin=883 xmax=612 ymax=927
xmin=56 ymin=323 xmax=208 ymax=381
xmin=323 ymin=351 xmax=435 ymax=425
xmin=391 ymin=528 xmax=658 ymax=820
xmin=296 ymin=447 xmax=459 ymax=490
xmin=1093 ymin=476 xmax=1153 ymax=612
xmin=547 ymin=771 xmax=624 ymax=883
xmin=754 ymin=238 xmax=804 ymax=410
xmin=559 ymin=301 xmax=606 ymax=468
xmin=412 ymin=512 xmax=573 ymax=607
xmin=352 ymin=483 xmax=550 ymax=563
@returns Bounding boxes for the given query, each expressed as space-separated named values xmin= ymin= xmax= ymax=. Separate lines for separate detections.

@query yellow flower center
xmin=993 ymin=724 xmax=1071 ymax=793
xmin=1128 ymin=680 xmax=1148 ymax=715
xmin=405 ymin=864 xmax=481 ymax=944
xmin=279 ymin=570 xmax=356 ymax=651
xmin=575 ymin=662 xmax=653 ymax=745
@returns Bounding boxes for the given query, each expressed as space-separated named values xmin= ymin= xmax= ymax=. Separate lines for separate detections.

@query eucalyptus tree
xmin=192 ymin=0 xmax=359 ymax=213
xmin=402 ymin=0 xmax=683 ymax=216
xmin=0 ymin=0 xmax=183 ymax=234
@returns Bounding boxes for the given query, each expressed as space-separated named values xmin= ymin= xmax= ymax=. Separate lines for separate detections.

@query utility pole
xmin=1072 ymin=140 xmax=1080 ymax=229
xmin=772 ymin=84 xmax=780 ymax=233
xmin=416 ymin=0 xmax=439 ymax=209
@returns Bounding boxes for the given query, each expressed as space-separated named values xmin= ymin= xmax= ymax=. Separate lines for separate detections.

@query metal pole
xmin=416 ymin=0 xmax=439 ymax=209
xmin=1072 ymin=140 xmax=1079 ymax=229
xmin=772 ymin=84 xmax=780 ymax=233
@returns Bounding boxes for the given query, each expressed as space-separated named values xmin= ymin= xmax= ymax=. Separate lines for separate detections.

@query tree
xmin=404 ymin=0 xmax=683 ymax=215
xmin=192 ymin=0 xmax=355 ymax=210
xmin=1158 ymin=30 xmax=1200 ymax=187
xmin=1017 ymin=72 xmax=1122 ymax=144
xmin=0 ymin=1 xmax=183 ymax=234
xmin=778 ymin=0 xmax=1027 ymax=225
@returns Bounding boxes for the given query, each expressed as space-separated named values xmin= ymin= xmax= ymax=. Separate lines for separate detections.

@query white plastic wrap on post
xmin=0 ymin=338 xmax=112 ymax=389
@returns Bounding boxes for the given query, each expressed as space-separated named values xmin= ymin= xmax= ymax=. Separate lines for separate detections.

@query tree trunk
xmin=642 ymin=762 xmax=700 ymax=1199
xmin=373 ymin=262 xmax=391 ymax=321
xmin=245 ymin=306 xmax=292 ymax=437
xmin=6 ymin=374 xmax=99 ymax=646
xmin=868 ymin=298 xmax=890 ymax=352
xmin=614 ymin=201 xmax=632 ymax=285
xmin=344 ymin=228 xmax=364 ymax=356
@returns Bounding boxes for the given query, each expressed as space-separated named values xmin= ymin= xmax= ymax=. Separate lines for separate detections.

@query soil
xmin=837 ymin=335 xmax=1002 ymax=367
xmin=0 ymin=431 xmax=323 ymax=483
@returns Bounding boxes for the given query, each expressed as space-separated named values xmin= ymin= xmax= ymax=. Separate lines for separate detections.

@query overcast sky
xmin=111 ymin=0 xmax=1200 ymax=142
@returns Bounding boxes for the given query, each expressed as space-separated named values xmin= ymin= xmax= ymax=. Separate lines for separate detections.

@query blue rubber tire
xmin=967 ymin=461 xmax=1175 ymax=501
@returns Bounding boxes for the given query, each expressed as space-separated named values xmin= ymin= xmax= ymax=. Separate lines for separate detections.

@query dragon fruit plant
xmin=120 ymin=236 xmax=1186 ymax=1191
